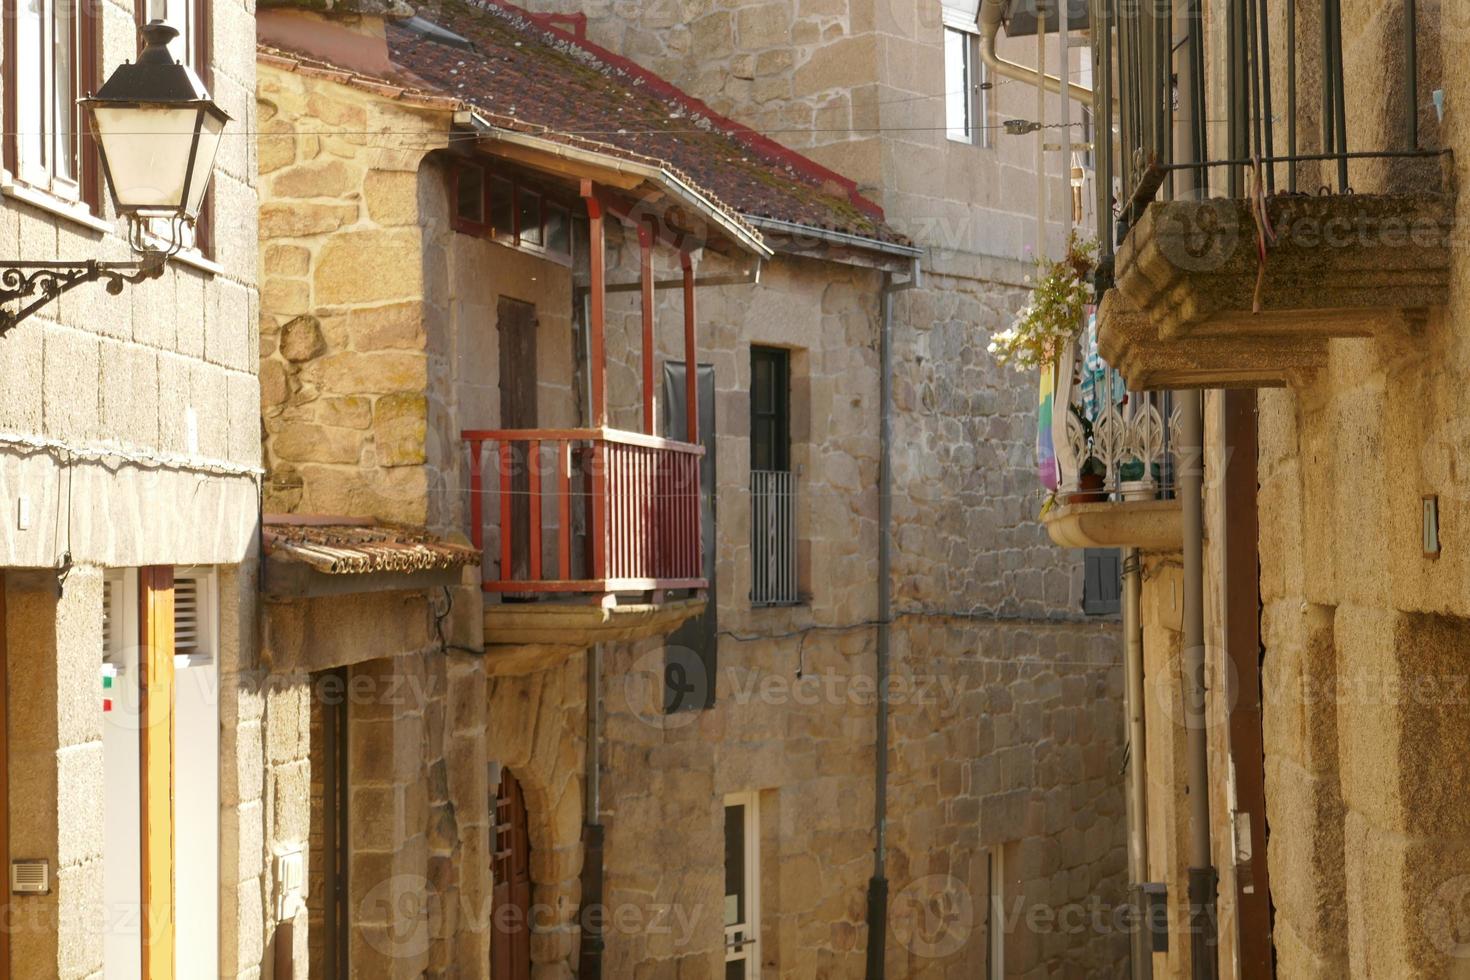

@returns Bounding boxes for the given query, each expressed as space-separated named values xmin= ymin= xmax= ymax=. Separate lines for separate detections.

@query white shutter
xmin=172 ymin=571 xmax=216 ymax=667
xmin=941 ymin=0 xmax=981 ymax=31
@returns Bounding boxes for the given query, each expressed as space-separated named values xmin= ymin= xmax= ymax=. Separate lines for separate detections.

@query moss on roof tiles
xmin=391 ymin=0 xmax=907 ymax=245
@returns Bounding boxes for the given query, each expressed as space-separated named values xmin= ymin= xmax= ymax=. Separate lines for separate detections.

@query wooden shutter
xmin=1082 ymin=548 xmax=1122 ymax=616
xmin=138 ymin=566 xmax=176 ymax=980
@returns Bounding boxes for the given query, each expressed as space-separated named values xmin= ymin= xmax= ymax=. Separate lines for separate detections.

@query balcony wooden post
xmin=639 ymin=220 xmax=656 ymax=435
xmin=582 ymin=180 xmax=608 ymax=428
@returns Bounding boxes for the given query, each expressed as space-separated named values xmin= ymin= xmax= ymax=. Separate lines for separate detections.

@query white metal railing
xmin=1055 ymin=338 xmax=1181 ymax=502
xmin=750 ymin=470 xmax=798 ymax=605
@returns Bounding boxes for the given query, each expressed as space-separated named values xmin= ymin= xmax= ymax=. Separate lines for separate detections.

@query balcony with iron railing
xmin=1091 ymin=0 xmax=1453 ymax=391
xmin=1042 ymin=332 xmax=1183 ymax=552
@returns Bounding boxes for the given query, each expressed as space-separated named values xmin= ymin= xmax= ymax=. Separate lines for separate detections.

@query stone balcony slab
xmin=1117 ymin=193 xmax=1451 ymax=340
xmin=1097 ymin=290 xmax=1329 ymax=390
xmin=1043 ymin=499 xmax=1183 ymax=552
xmin=1102 ymin=192 xmax=1451 ymax=389
xmin=483 ymin=597 xmax=706 ymax=675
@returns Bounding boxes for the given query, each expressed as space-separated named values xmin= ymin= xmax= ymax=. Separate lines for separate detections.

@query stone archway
xmin=486 ymin=652 xmax=587 ymax=975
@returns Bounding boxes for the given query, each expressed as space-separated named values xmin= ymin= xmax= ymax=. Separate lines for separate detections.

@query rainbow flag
xmin=1038 ymin=365 xmax=1059 ymax=491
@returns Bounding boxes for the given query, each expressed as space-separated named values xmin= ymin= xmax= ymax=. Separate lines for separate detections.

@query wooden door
xmin=138 ymin=566 xmax=176 ymax=980
xmin=491 ymin=768 xmax=532 ymax=980
xmin=308 ymin=669 xmax=350 ymax=979
xmin=498 ymin=297 xmax=539 ymax=582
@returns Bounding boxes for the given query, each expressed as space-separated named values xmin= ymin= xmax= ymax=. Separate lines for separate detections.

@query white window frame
xmin=724 ymin=792 xmax=762 ymax=979
xmin=172 ymin=566 xmax=220 ymax=979
xmin=12 ymin=0 xmax=82 ymax=198
xmin=988 ymin=845 xmax=1005 ymax=976
xmin=141 ymin=0 xmax=211 ymax=256
xmin=944 ymin=27 xmax=993 ymax=149
xmin=102 ymin=569 xmax=143 ymax=980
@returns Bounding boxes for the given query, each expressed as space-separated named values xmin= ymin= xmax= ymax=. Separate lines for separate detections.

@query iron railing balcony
xmin=1043 ymin=341 xmax=1183 ymax=552
xmin=1091 ymin=0 xmax=1454 ymax=392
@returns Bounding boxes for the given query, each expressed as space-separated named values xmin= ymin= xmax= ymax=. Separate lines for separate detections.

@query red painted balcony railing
xmin=463 ymin=427 xmax=705 ymax=596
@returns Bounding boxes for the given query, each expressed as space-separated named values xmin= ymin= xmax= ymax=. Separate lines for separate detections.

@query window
xmin=750 ymin=347 xmax=797 ymax=606
xmin=455 ymin=163 xmax=486 ymax=226
xmin=6 ymin=0 xmax=98 ymax=201
xmin=140 ymin=0 xmax=213 ymax=253
xmin=724 ymin=794 xmax=761 ymax=979
xmin=750 ymin=347 xmax=790 ymax=473
xmin=987 ymin=846 xmax=1006 ymax=976
xmin=944 ymin=28 xmax=992 ymax=148
xmin=1082 ymin=547 xmax=1122 ymax=615
xmin=451 ymin=164 xmax=572 ymax=262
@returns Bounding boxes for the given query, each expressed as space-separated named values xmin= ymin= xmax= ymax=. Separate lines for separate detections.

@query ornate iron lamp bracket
xmin=0 ymin=254 xmax=167 ymax=336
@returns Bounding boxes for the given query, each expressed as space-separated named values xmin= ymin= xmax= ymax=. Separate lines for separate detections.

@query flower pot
xmin=1119 ymin=479 xmax=1157 ymax=502
xmin=1072 ymin=471 xmax=1107 ymax=503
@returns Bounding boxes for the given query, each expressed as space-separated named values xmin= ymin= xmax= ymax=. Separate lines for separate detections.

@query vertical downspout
xmin=1174 ymin=1 xmax=1216 ymax=975
xmin=578 ymin=644 xmax=605 ymax=978
xmin=866 ymin=259 xmax=921 ymax=980
xmin=1122 ymin=548 xmax=1153 ymax=980
xmin=1180 ymin=389 xmax=1217 ymax=980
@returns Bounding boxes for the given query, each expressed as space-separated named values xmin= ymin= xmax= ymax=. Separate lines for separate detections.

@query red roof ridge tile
xmin=476 ymin=0 xmax=887 ymax=224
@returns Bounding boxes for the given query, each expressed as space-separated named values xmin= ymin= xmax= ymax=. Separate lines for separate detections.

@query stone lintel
xmin=1043 ymin=499 xmax=1184 ymax=551
xmin=1116 ymin=193 xmax=1452 ymax=342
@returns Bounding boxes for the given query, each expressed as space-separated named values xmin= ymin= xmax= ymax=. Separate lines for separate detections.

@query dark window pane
xmin=727 ymin=962 xmax=745 ymax=980
xmin=545 ymin=203 xmax=570 ymax=255
xmin=517 ymin=189 xmax=543 ymax=246
xmin=750 ymin=347 xmax=790 ymax=472
xmin=724 ymin=803 xmax=746 ymax=926
xmin=489 ymin=177 xmax=514 ymax=238
xmin=456 ymin=165 xmax=484 ymax=224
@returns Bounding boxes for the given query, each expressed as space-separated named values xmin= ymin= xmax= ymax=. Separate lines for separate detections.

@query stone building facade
xmin=1071 ymin=0 xmax=1470 ymax=976
xmin=0 ymin=0 xmax=261 ymax=973
xmin=510 ymin=1 xmax=1132 ymax=976
xmin=255 ymin=2 xmax=1129 ymax=979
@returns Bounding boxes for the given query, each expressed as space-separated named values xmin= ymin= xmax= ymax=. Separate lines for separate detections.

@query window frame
xmin=451 ymin=161 xmax=574 ymax=265
xmin=137 ymin=0 xmax=215 ymax=257
xmin=944 ymin=26 xmax=993 ymax=149
xmin=723 ymin=792 xmax=762 ymax=980
xmin=2 ymin=0 xmax=101 ymax=207
xmin=749 ymin=346 xmax=791 ymax=474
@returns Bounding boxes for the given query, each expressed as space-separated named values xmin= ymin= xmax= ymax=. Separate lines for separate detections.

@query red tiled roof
xmin=265 ymin=0 xmax=911 ymax=248
xmin=263 ymin=518 xmax=481 ymax=575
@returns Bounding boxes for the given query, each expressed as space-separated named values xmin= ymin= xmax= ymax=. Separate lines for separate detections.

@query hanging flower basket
xmin=988 ymin=232 xmax=1099 ymax=373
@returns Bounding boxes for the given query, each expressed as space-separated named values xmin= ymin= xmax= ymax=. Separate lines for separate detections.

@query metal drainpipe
xmin=1122 ymin=548 xmax=1153 ymax=980
xmin=1180 ymin=388 xmax=1217 ymax=980
xmin=865 ymin=259 xmax=921 ymax=980
xmin=578 ymin=643 xmax=605 ymax=979
xmin=978 ymin=0 xmax=1099 ymax=104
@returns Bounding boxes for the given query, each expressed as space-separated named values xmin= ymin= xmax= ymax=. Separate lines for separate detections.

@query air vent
xmin=175 ymin=576 xmax=199 ymax=654
xmin=11 ymin=860 xmax=50 ymax=894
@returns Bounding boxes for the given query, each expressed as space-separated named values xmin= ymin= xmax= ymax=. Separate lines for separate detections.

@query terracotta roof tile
xmin=263 ymin=519 xmax=482 ymax=575
xmin=261 ymin=0 xmax=910 ymax=248
xmin=389 ymin=1 xmax=908 ymax=245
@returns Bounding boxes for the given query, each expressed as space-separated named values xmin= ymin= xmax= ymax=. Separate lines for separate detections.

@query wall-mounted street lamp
xmin=0 ymin=20 xmax=230 ymax=335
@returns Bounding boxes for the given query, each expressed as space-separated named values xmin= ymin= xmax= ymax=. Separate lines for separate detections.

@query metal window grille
xmin=750 ymin=469 xmax=797 ymax=606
